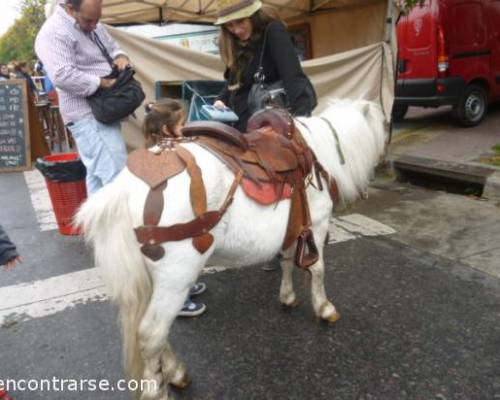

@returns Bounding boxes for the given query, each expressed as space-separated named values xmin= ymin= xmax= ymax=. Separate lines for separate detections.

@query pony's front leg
xmin=309 ymin=220 xmax=341 ymax=323
xmin=309 ymin=252 xmax=341 ymax=323
xmin=279 ymin=247 xmax=299 ymax=307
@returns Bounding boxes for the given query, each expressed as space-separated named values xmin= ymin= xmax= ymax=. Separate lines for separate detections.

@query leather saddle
xmin=128 ymin=108 xmax=335 ymax=269
xmin=183 ymin=108 xmax=300 ymax=177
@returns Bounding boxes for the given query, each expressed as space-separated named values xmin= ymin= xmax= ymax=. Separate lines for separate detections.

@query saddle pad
xmin=127 ymin=148 xmax=186 ymax=189
xmin=241 ymin=178 xmax=293 ymax=205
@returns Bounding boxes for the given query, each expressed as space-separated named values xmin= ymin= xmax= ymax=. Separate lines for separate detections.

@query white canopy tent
xmin=47 ymin=0 xmax=399 ymax=148
xmin=46 ymin=0 xmax=396 ymax=25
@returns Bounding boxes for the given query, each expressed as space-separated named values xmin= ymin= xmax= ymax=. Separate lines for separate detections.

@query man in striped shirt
xmin=35 ymin=0 xmax=132 ymax=194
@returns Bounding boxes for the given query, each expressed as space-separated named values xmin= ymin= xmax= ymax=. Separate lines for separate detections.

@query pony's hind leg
xmin=138 ymin=248 xmax=208 ymax=400
xmin=279 ymin=247 xmax=299 ymax=307
xmin=138 ymin=287 xmax=186 ymax=400
xmin=160 ymin=343 xmax=190 ymax=389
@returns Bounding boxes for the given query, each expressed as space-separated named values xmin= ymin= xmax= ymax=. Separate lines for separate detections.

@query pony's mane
xmin=298 ymin=99 xmax=387 ymax=205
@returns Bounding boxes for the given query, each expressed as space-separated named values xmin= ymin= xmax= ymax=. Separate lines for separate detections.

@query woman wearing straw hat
xmin=213 ymin=0 xmax=317 ymax=131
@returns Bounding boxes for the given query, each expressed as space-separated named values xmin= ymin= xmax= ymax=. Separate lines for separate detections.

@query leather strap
xmin=136 ymin=211 xmax=222 ymax=245
xmin=314 ymin=160 xmax=340 ymax=205
xmin=176 ymin=146 xmax=207 ymax=217
xmin=143 ymin=180 xmax=168 ymax=226
xmin=320 ymin=117 xmax=345 ymax=165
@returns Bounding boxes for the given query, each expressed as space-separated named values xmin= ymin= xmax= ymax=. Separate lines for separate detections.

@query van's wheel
xmin=453 ymin=84 xmax=488 ymax=127
xmin=392 ymin=104 xmax=409 ymax=122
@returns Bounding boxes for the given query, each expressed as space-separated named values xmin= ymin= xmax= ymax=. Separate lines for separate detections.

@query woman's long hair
xmin=218 ymin=7 xmax=283 ymax=88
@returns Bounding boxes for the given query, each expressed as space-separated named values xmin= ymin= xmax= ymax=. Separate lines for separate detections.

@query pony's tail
xmin=75 ymin=180 xmax=152 ymax=388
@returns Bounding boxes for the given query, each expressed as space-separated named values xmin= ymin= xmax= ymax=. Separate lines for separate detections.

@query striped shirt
xmin=35 ymin=4 xmax=126 ymax=124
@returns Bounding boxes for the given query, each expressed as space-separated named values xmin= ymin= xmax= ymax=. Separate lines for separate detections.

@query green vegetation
xmin=488 ymin=144 xmax=500 ymax=167
xmin=479 ymin=144 xmax=500 ymax=167
xmin=399 ymin=0 xmax=426 ymax=14
xmin=0 ymin=0 xmax=47 ymax=64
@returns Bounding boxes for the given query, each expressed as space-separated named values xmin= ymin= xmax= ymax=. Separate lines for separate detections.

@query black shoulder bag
xmin=247 ymin=26 xmax=288 ymax=114
xmin=87 ymin=32 xmax=145 ymax=125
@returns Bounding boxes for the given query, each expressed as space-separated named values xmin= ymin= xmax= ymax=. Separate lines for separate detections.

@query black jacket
xmin=218 ymin=21 xmax=317 ymax=131
xmin=0 ymin=224 xmax=19 ymax=266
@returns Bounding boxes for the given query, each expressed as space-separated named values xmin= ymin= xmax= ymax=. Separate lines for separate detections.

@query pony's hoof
xmin=280 ymin=292 xmax=299 ymax=308
xmin=282 ymin=298 xmax=300 ymax=308
xmin=170 ymin=369 xmax=191 ymax=389
xmin=317 ymin=301 xmax=340 ymax=323
xmin=140 ymin=391 xmax=169 ymax=400
xmin=325 ymin=311 xmax=341 ymax=324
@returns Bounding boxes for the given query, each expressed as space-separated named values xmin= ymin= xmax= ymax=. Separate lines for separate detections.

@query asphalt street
xmin=1 ymin=169 xmax=500 ymax=400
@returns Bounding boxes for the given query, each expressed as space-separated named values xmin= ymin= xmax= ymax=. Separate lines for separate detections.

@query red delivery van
xmin=393 ymin=0 xmax=500 ymax=126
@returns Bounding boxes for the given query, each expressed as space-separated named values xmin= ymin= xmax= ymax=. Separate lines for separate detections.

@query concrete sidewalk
xmin=388 ymin=104 xmax=500 ymax=200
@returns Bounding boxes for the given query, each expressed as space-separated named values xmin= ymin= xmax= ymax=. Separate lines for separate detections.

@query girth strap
xmin=136 ymin=211 xmax=221 ymax=248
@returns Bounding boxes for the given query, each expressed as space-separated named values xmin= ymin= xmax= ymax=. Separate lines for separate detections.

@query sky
xmin=0 ymin=0 xmax=22 ymax=36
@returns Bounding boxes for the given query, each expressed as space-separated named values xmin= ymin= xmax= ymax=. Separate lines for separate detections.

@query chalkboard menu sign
xmin=0 ymin=79 xmax=31 ymax=172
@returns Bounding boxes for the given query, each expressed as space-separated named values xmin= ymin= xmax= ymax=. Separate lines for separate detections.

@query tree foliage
xmin=398 ymin=0 xmax=426 ymax=14
xmin=0 ymin=0 xmax=47 ymax=64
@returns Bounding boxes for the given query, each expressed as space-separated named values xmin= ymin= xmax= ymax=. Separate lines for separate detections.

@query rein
xmin=320 ymin=117 xmax=346 ymax=165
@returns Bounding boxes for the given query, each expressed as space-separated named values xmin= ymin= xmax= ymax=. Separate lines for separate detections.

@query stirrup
xmin=294 ymin=229 xmax=319 ymax=269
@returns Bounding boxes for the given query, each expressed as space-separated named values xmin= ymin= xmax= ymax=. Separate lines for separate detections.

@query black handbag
xmin=87 ymin=32 xmax=145 ymax=125
xmin=247 ymin=27 xmax=288 ymax=114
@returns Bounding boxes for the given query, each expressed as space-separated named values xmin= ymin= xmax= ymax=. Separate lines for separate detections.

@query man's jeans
xmin=69 ymin=116 xmax=126 ymax=194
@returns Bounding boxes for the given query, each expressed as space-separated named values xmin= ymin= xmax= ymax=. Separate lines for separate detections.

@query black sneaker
xmin=189 ymin=282 xmax=207 ymax=297
xmin=262 ymin=254 xmax=282 ymax=271
xmin=178 ymin=299 xmax=206 ymax=317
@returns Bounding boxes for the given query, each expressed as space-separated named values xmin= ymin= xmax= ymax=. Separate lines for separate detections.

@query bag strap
xmin=254 ymin=25 xmax=270 ymax=84
xmin=92 ymin=31 xmax=114 ymax=68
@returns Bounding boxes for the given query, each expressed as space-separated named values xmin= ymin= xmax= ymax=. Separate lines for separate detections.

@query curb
xmin=388 ymin=154 xmax=500 ymax=201
xmin=483 ymin=171 xmax=500 ymax=201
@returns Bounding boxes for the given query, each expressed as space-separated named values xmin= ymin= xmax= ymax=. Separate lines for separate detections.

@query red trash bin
xmin=41 ymin=153 xmax=87 ymax=235
xmin=0 ymin=388 xmax=13 ymax=400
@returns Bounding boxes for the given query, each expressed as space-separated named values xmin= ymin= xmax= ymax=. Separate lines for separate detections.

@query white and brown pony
xmin=76 ymin=99 xmax=387 ymax=399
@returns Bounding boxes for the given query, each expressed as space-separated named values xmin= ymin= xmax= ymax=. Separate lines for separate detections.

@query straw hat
xmin=215 ymin=0 xmax=262 ymax=25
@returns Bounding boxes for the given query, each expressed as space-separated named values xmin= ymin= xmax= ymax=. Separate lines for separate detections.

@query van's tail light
xmin=437 ymin=25 xmax=449 ymax=76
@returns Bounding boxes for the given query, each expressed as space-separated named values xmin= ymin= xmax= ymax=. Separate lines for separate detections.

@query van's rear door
xmin=397 ymin=0 xmax=437 ymax=97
